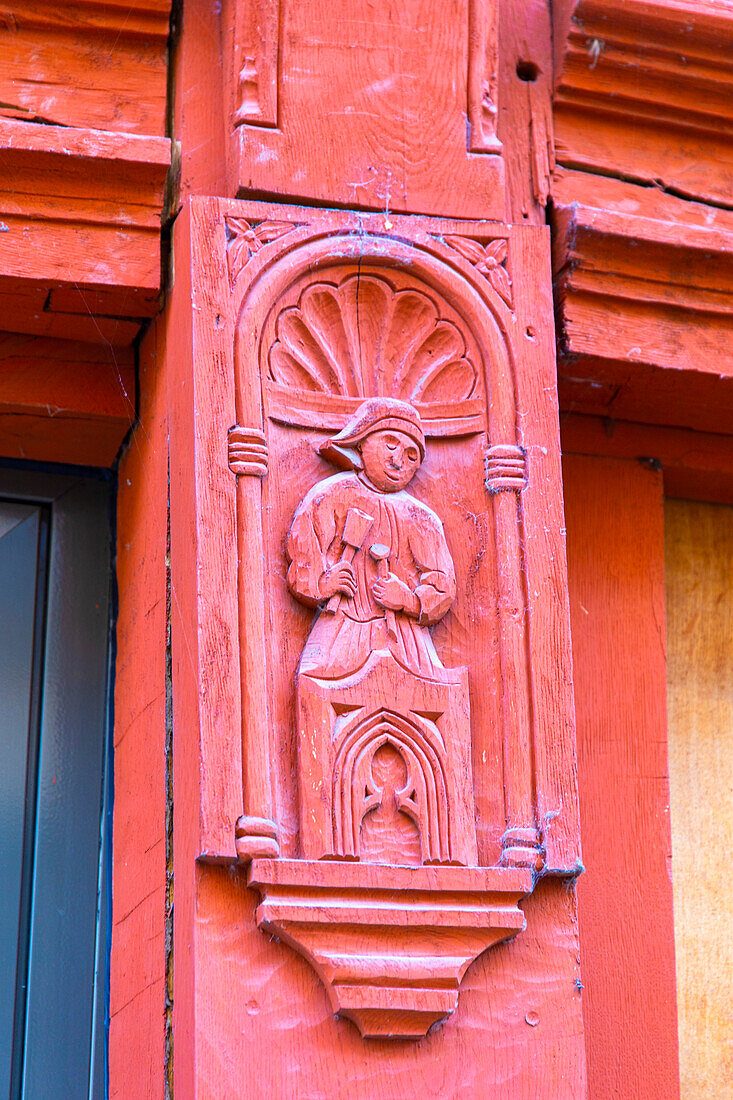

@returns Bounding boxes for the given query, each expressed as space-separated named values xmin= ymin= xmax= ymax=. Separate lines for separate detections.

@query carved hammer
xmin=369 ymin=542 xmax=397 ymax=638
xmin=324 ymin=507 xmax=374 ymax=614
xmin=369 ymin=543 xmax=390 ymax=579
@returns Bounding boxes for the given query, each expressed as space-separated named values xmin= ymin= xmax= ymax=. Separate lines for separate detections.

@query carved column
xmin=443 ymin=232 xmax=542 ymax=869
xmin=486 ymin=444 xmax=541 ymax=868
xmin=230 ymin=385 xmax=279 ymax=859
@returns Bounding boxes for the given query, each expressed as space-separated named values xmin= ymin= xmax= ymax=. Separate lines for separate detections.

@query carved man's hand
xmin=372 ymin=573 xmax=419 ymax=615
xmin=319 ymin=562 xmax=357 ymax=600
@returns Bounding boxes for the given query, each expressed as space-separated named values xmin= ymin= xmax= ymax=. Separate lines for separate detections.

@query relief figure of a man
xmin=286 ymin=398 xmax=456 ymax=680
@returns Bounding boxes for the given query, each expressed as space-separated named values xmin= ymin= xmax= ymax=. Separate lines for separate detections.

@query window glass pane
xmin=0 ymin=474 xmax=110 ymax=1100
xmin=0 ymin=503 xmax=42 ymax=1098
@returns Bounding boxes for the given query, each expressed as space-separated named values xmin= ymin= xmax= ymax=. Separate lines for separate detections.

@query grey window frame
xmin=0 ymin=465 xmax=113 ymax=1100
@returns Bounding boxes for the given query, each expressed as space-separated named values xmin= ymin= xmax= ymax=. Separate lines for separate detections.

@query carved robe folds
xmin=175 ymin=199 xmax=580 ymax=1039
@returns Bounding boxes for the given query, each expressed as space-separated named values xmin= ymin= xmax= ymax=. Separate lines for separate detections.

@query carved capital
xmin=485 ymin=444 xmax=526 ymax=493
xmin=501 ymin=826 xmax=544 ymax=871
xmin=228 ymin=426 xmax=268 ymax=477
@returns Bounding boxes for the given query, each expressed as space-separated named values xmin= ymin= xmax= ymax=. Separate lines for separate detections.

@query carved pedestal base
xmin=248 ymin=859 xmax=531 ymax=1039
xmin=298 ymin=649 xmax=477 ymax=865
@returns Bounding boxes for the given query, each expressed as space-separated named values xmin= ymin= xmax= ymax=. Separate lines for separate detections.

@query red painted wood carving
xmin=175 ymin=198 xmax=579 ymax=1041
xmin=285 ymin=396 xmax=477 ymax=867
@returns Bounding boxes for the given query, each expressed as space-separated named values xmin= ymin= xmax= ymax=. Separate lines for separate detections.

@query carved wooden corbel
xmin=176 ymin=200 xmax=580 ymax=1039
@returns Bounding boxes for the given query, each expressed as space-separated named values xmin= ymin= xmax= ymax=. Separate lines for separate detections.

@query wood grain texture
xmin=665 ymin=500 xmax=733 ymax=1098
xmin=109 ymin=316 xmax=168 ymax=1100
xmin=173 ymin=0 xmax=229 ymax=200
xmin=553 ymin=0 xmax=733 ymax=206
xmin=190 ymin=864 xmax=585 ymax=1098
xmin=0 ymin=334 xmax=134 ymax=465
xmin=168 ymin=199 xmax=244 ymax=864
xmin=0 ymin=1 xmax=170 ymax=135
xmin=227 ymin=0 xmax=505 ymax=218
xmin=510 ymin=226 xmax=580 ymax=872
xmin=166 ymin=196 xmax=246 ymax=1095
xmin=498 ymin=0 xmax=555 ymax=223
xmin=563 ymin=454 xmax=680 ymax=1100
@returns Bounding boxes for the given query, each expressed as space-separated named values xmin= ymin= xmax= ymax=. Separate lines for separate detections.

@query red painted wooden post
xmin=563 ymin=455 xmax=681 ymax=1100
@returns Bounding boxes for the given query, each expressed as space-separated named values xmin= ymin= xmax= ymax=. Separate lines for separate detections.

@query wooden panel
xmin=164 ymin=195 xmax=585 ymax=1090
xmin=665 ymin=501 xmax=733 ymax=1098
xmin=563 ymin=455 xmax=680 ymax=1100
xmin=225 ymin=0 xmax=505 ymax=218
xmin=169 ymin=197 xmax=581 ymax=870
xmin=109 ymin=317 xmax=168 ymax=1100
xmin=0 ymin=334 xmax=134 ymax=467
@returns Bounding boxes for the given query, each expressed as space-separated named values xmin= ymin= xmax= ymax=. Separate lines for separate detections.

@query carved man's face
xmin=359 ymin=429 xmax=422 ymax=492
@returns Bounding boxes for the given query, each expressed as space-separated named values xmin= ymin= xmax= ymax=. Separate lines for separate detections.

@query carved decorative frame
xmin=169 ymin=198 xmax=580 ymax=1040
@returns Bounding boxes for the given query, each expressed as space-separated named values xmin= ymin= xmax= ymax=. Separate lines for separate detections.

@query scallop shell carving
xmin=268 ymin=275 xmax=479 ymax=404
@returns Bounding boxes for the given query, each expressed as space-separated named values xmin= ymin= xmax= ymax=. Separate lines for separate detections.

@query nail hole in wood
xmin=516 ymin=60 xmax=539 ymax=82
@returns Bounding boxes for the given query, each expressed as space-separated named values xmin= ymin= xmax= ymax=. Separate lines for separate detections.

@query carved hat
xmin=319 ymin=398 xmax=426 ymax=471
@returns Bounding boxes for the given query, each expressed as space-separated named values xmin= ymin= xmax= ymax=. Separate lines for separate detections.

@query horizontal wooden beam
xmin=0 ymin=333 xmax=135 ymax=466
xmin=561 ymin=412 xmax=733 ymax=505
xmin=0 ymin=118 xmax=170 ymax=341
xmin=553 ymin=0 xmax=733 ymax=205
xmin=552 ymin=169 xmax=733 ymax=433
xmin=0 ymin=1 xmax=171 ymax=136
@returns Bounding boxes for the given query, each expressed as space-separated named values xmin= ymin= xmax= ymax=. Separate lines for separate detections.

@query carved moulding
xmin=202 ymin=203 xmax=579 ymax=1038
xmin=249 ymin=860 xmax=531 ymax=1039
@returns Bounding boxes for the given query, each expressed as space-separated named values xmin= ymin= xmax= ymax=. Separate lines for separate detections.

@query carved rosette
xmin=225 ymin=216 xmax=297 ymax=288
xmin=222 ymin=210 xmax=550 ymax=1038
xmin=442 ymin=234 xmax=513 ymax=309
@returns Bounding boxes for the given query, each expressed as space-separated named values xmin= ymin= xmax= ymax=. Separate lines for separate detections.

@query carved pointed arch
xmin=332 ymin=708 xmax=451 ymax=864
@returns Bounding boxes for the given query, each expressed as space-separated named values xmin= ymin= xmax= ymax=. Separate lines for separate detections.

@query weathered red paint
xmin=563 ymin=454 xmax=681 ymax=1100
xmin=0 ymin=0 xmax=729 ymax=1095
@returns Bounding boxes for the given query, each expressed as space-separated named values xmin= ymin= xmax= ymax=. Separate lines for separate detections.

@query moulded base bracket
xmin=247 ymin=859 xmax=532 ymax=1039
